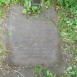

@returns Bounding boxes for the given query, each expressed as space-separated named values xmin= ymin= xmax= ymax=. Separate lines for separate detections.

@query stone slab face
xmin=3 ymin=6 xmax=65 ymax=77
xmin=7 ymin=6 xmax=62 ymax=68
xmin=8 ymin=6 xmax=61 ymax=70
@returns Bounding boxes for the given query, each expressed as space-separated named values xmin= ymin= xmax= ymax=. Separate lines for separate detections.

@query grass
xmin=55 ymin=0 xmax=77 ymax=76
xmin=0 ymin=26 xmax=12 ymax=76
xmin=33 ymin=66 xmax=56 ymax=77
xmin=56 ymin=0 xmax=77 ymax=66
xmin=0 ymin=27 xmax=6 ymax=60
xmin=0 ymin=27 xmax=7 ymax=76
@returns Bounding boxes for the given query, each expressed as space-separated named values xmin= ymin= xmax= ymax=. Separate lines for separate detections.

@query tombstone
xmin=6 ymin=5 xmax=65 ymax=77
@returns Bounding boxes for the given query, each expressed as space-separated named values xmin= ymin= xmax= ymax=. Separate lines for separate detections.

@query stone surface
xmin=8 ymin=6 xmax=59 ymax=65
xmin=44 ymin=7 xmax=59 ymax=25
xmin=6 ymin=5 xmax=64 ymax=76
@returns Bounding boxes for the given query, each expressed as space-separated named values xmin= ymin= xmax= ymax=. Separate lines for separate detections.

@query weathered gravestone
xmin=6 ymin=5 xmax=65 ymax=77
